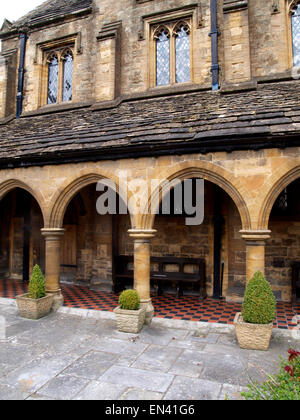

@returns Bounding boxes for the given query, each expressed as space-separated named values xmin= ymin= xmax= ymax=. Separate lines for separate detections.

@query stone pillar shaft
xmin=240 ymin=230 xmax=271 ymax=284
xmin=128 ymin=229 xmax=156 ymax=325
xmin=41 ymin=228 xmax=65 ymax=311
xmin=133 ymin=239 xmax=151 ymax=300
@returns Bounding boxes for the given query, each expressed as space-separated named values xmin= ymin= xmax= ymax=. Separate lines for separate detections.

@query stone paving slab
xmin=0 ymin=300 xmax=299 ymax=401
xmin=73 ymin=381 xmax=128 ymax=401
xmin=163 ymin=376 xmax=222 ymax=400
xmin=99 ymin=365 xmax=175 ymax=393
xmin=131 ymin=345 xmax=183 ymax=373
xmin=36 ymin=374 xmax=90 ymax=400
xmin=62 ymin=350 xmax=119 ymax=380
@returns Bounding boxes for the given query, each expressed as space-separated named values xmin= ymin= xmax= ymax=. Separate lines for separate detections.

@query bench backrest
xmin=115 ymin=255 xmax=205 ymax=275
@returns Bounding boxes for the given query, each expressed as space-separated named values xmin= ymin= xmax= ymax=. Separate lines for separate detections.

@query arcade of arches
xmin=0 ymin=150 xmax=299 ymax=322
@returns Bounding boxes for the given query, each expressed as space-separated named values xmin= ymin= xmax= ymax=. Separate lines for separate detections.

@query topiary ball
xmin=118 ymin=289 xmax=140 ymax=310
xmin=28 ymin=264 xmax=46 ymax=300
xmin=242 ymin=271 xmax=276 ymax=324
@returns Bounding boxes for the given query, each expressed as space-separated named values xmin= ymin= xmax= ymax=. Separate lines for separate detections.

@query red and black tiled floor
xmin=1 ymin=279 xmax=299 ymax=330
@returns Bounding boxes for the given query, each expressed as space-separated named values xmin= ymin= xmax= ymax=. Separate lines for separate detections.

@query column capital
xmin=41 ymin=228 xmax=65 ymax=239
xmin=128 ymin=229 xmax=157 ymax=240
xmin=240 ymin=229 xmax=271 ymax=242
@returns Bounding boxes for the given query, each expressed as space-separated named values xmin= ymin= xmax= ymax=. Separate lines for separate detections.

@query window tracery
xmin=153 ymin=20 xmax=191 ymax=87
xmin=45 ymin=46 xmax=74 ymax=105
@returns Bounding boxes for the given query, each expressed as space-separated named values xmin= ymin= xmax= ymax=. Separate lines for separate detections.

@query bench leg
xmin=158 ymin=287 xmax=163 ymax=296
xmin=177 ymin=283 xmax=182 ymax=298
xmin=112 ymin=282 xmax=119 ymax=294
xmin=199 ymin=288 xmax=207 ymax=301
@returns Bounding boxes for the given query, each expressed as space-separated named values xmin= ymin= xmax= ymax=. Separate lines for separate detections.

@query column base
xmin=46 ymin=290 xmax=64 ymax=312
xmin=140 ymin=298 xmax=154 ymax=325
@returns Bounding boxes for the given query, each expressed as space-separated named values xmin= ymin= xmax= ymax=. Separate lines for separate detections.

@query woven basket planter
xmin=16 ymin=293 xmax=54 ymax=320
xmin=114 ymin=306 xmax=146 ymax=333
xmin=234 ymin=312 xmax=273 ymax=351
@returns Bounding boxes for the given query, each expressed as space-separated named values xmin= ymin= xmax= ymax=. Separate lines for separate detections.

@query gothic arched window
xmin=153 ymin=20 xmax=191 ymax=87
xmin=62 ymin=51 xmax=74 ymax=102
xmin=174 ymin=23 xmax=191 ymax=83
xmin=45 ymin=47 xmax=74 ymax=105
xmin=155 ymin=28 xmax=170 ymax=86
xmin=292 ymin=3 xmax=300 ymax=66
xmin=47 ymin=54 xmax=59 ymax=104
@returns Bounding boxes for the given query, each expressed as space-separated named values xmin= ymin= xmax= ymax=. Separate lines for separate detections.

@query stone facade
xmin=0 ymin=0 xmax=299 ymax=117
xmin=0 ymin=148 xmax=298 ymax=303
xmin=0 ymin=0 xmax=299 ymax=316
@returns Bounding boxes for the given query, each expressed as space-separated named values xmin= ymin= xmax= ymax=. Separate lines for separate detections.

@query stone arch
xmin=259 ymin=165 xmax=300 ymax=230
xmin=0 ymin=179 xmax=46 ymax=224
xmin=48 ymin=172 xmax=134 ymax=229
xmin=139 ymin=161 xmax=251 ymax=231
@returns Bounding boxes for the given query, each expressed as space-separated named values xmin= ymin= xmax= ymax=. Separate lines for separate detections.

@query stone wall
xmin=0 ymin=0 xmax=296 ymax=117
xmin=266 ymin=220 xmax=300 ymax=302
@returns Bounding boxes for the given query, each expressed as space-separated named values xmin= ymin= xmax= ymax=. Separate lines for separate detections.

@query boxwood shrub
xmin=119 ymin=289 xmax=140 ymax=310
xmin=242 ymin=271 xmax=276 ymax=324
xmin=28 ymin=264 xmax=46 ymax=300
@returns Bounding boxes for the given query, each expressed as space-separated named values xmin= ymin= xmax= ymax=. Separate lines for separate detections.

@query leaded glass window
xmin=175 ymin=25 xmax=191 ymax=83
xmin=156 ymin=29 xmax=170 ymax=86
xmin=292 ymin=3 xmax=300 ymax=66
xmin=47 ymin=55 xmax=59 ymax=104
xmin=62 ymin=52 xmax=73 ymax=102
xmin=153 ymin=20 xmax=191 ymax=88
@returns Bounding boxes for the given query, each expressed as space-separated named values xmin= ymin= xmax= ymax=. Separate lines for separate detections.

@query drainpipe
xmin=16 ymin=32 xmax=27 ymax=119
xmin=209 ymin=0 xmax=220 ymax=91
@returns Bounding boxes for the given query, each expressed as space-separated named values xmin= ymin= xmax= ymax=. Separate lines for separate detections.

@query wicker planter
xmin=114 ymin=306 xmax=146 ymax=333
xmin=16 ymin=293 xmax=54 ymax=320
xmin=234 ymin=312 xmax=273 ymax=351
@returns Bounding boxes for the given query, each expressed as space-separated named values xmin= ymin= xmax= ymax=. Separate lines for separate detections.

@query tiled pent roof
xmin=3 ymin=0 xmax=93 ymax=30
xmin=0 ymin=80 xmax=299 ymax=168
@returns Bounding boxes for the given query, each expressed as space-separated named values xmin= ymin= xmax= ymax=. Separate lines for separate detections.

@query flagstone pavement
xmin=0 ymin=299 xmax=299 ymax=401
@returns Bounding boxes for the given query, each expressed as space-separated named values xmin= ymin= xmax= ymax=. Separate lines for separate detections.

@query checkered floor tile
xmin=1 ymin=279 xmax=299 ymax=330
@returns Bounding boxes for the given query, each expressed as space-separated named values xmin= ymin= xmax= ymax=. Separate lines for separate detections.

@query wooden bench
xmin=113 ymin=255 xmax=207 ymax=301
xmin=291 ymin=261 xmax=300 ymax=305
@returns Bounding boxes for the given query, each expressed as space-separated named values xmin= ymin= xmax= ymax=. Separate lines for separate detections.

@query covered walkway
xmin=1 ymin=279 xmax=299 ymax=330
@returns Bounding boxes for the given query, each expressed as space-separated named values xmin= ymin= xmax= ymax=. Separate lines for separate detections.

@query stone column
xmin=41 ymin=228 xmax=65 ymax=311
xmin=240 ymin=230 xmax=271 ymax=284
xmin=128 ymin=229 xmax=157 ymax=325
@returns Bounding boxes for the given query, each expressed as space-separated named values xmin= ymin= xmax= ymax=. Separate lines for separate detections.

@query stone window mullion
xmin=170 ymin=28 xmax=176 ymax=85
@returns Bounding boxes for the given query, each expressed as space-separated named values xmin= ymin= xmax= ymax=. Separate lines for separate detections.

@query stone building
xmin=0 ymin=0 xmax=299 ymax=322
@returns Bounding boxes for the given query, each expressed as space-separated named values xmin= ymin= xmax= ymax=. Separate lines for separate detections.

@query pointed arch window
xmin=292 ymin=3 xmax=300 ymax=66
xmin=62 ymin=51 xmax=74 ymax=102
xmin=155 ymin=28 xmax=171 ymax=86
xmin=153 ymin=19 xmax=191 ymax=87
xmin=47 ymin=54 xmax=59 ymax=104
xmin=45 ymin=46 xmax=74 ymax=105
xmin=174 ymin=24 xmax=191 ymax=83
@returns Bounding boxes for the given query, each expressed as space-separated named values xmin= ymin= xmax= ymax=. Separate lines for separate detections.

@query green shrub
xmin=28 ymin=265 xmax=46 ymax=300
xmin=118 ymin=289 xmax=140 ymax=310
xmin=242 ymin=271 xmax=276 ymax=324
xmin=242 ymin=349 xmax=300 ymax=400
